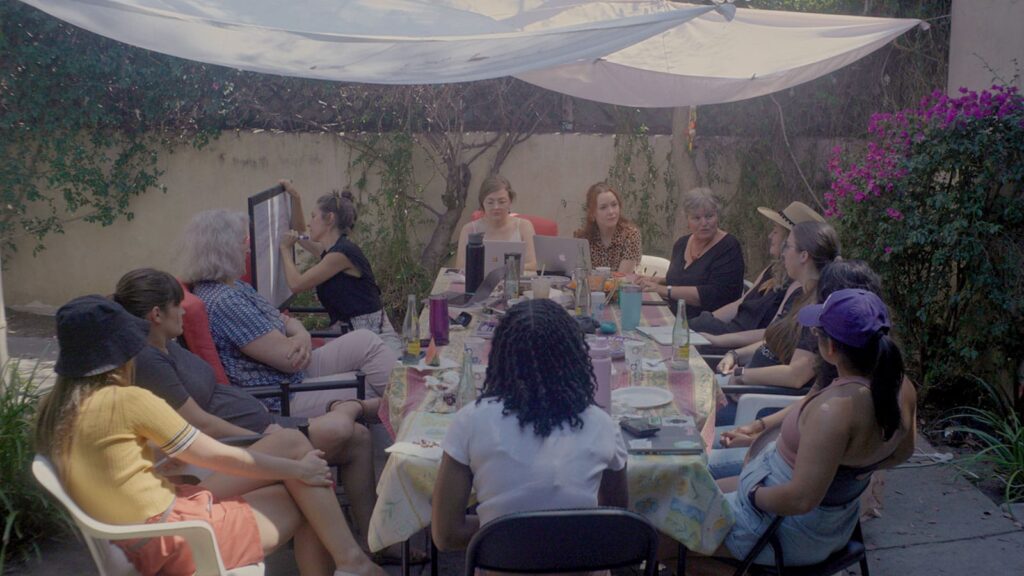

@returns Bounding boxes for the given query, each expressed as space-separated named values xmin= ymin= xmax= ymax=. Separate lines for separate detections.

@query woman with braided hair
xmin=431 ymin=299 xmax=629 ymax=550
xmin=279 ymin=180 xmax=400 ymax=353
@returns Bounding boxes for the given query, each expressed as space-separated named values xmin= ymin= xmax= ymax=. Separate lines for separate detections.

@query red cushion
xmin=469 ymin=211 xmax=558 ymax=236
xmin=178 ymin=280 xmax=231 ymax=385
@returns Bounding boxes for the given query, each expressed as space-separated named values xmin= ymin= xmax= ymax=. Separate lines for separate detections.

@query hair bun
xmin=340 ymin=190 xmax=354 ymax=201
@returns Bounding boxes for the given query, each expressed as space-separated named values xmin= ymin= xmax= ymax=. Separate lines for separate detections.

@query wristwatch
xmin=667 ymin=285 xmax=673 ymax=300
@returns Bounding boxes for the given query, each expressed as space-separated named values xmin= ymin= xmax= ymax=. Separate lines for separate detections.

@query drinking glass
xmin=623 ymin=338 xmax=646 ymax=386
xmin=619 ymin=284 xmax=642 ymax=331
xmin=532 ymin=276 xmax=553 ymax=299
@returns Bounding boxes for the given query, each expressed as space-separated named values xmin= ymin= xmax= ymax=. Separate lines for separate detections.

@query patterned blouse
xmin=582 ymin=225 xmax=642 ymax=271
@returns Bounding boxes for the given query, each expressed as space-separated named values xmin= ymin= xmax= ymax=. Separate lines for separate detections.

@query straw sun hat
xmin=756 ymin=201 xmax=825 ymax=230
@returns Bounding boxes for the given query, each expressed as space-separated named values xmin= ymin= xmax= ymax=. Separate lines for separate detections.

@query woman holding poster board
xmin=279 ymin=180 xmax=400 ymax=353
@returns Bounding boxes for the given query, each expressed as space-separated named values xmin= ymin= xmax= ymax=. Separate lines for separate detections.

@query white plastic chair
xmin=637 ymin=255 xmax=670 ymax=278
xmin=32 ymin=455 xmax=264 ymax=576
xmin=734 ymin=393 xmax=801 ymax=426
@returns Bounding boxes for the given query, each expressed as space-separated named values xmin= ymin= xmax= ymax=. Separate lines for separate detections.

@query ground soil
xmin=6 ymin=308 xmax=56 ymax=338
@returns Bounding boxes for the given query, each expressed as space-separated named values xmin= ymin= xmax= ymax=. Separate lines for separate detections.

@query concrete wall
xmin=948 ymin=0 xmax=1024 ymax=94
xmin=9 ymin=130 xmax=836 ymax=308
xmin=5 ymin=131 xmax=699 ymax=308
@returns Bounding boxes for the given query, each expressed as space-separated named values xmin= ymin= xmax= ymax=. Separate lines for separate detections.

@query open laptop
xmin=483 ymin=240 xmax=526 ymax=278
xmin=534 ymin=236 xmax=590 ymax=275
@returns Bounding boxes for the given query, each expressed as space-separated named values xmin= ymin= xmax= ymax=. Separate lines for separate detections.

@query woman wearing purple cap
xmin=683 ymin=289 xmax=917 ymax=569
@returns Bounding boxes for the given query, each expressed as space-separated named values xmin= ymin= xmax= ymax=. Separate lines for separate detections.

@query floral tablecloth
xmin=368 ymin=271 xmax=733 ymax=555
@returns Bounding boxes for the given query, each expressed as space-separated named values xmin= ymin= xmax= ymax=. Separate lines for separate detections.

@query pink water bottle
xmin=589 ymin=337 xmax=612 ymax=412
xmin=428 ymin=294 xmax=450 ymax=345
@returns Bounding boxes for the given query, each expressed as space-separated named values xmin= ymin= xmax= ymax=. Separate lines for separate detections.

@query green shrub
xmin=945 ymin=378 xmax=1024 ymax=503
xmin=0 ymin=362 xmax=72 ymax=572
xmin=827 ymin=86 xmax=1024 ymax=411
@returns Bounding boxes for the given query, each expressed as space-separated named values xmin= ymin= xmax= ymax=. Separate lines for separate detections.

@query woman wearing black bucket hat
xmin=678 ymin=289 xmax=917 ymax=570
xmin=35 ymin=295 xmax=385 ymax=576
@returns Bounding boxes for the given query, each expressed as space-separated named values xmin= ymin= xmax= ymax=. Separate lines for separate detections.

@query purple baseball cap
xmin=797 ymin=288 xmax=890 ymax=348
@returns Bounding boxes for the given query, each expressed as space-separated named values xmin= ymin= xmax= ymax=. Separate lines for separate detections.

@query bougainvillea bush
xmin=827 ymin=85 xmax=1024 ymax=410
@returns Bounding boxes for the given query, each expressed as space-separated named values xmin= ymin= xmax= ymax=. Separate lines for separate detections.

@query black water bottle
xmin=465 ymin=232 xmax=485 ymax=294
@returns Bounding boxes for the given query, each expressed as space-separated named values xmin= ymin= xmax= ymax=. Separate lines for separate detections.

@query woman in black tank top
xmin=278 ymin=181 xmax=401 ymax=352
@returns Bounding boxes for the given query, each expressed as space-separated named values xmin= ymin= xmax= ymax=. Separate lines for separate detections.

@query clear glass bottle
xmin=402 ymin=294 xmax=421 ymax=364
xmin=574 ymin=266 xmax=591 ymax=317
xmin=504 ymin=253 xmax=520 ymax=303
xmin=671 ymin=300 xmax=690 ymax=369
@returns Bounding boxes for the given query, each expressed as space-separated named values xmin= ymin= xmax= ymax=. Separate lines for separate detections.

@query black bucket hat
xmin=55 ymin=295 xmax=150 ymax=377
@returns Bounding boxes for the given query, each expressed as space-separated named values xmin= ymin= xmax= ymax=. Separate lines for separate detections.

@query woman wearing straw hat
xmin=694 ymin=201 xmax=825 ymax=351
xmin=35 ymin=295 xmax=385 ymax=576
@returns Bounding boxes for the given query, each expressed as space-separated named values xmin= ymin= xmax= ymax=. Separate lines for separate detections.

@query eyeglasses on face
xmin=484 ymin=198 xmax=510 ymax=208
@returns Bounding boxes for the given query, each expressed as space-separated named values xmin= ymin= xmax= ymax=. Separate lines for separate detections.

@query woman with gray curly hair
xmin=639 ymin=188 xmax=745 ymax=319
xmin=179 ymin=209 xmax=397 ymax=416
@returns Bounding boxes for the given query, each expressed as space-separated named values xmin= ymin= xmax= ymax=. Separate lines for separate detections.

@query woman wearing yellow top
xmin=573 ymin=182 xmax=642 ymax=274
xmin=35 ymin=295 xmax=385 ymax=576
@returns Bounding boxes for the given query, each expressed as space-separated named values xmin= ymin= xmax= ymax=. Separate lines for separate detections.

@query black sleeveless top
xmin=315 ymin=235 xmax=382 ymax=324
xmin=689 ymin=264 xmax=787 ymax=335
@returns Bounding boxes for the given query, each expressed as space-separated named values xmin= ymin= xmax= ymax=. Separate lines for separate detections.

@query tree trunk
xmin=420 ymin=162 xmax=470 ymax=272
xmin=670 ymin=106 xmax=703 ymax=237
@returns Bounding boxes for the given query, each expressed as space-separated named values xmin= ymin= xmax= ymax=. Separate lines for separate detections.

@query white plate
xmin=612 ymin=386 xmax=673 ymax=409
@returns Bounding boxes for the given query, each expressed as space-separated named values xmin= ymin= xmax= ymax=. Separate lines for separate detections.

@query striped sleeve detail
xmin=160 ymin=424 xmax=199 ymax=458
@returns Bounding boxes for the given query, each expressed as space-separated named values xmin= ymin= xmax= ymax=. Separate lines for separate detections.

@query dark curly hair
xmin=479 ymin=298 xmax=595 ymax=437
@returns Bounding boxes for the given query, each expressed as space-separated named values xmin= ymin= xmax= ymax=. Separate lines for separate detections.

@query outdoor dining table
xmin=368 ymin=269 xmax=734 ymax=560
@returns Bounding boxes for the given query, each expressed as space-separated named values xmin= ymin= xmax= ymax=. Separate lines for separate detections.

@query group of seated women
xmin=36 ymin=172 xmax=916 ymax=575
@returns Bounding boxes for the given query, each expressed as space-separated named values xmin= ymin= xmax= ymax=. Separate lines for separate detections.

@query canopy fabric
xmin=18 ymin=0 xmax=920 ymax=107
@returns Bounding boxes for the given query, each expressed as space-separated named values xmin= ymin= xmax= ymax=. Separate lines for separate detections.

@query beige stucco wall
xmin=7 ymin=131 xmax=711 ymax=308
xmin=948 ymin=0 xmax=1024 ymax=94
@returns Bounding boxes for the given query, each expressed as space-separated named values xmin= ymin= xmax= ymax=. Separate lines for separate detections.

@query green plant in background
xmin=607 ymin=110 xmax=678 ymax=256
xmin=827 ymin=85 xmax=1024 ymax=413
xmin=0 ymin=363 xmax=72 ymax=572
xmin=0 ymin=2 xmax=236 ymax=255
xmin=348 ymin=133 xmax=433 ymax=323
xmin=944 ymin=378 xmax=1024 ymax=503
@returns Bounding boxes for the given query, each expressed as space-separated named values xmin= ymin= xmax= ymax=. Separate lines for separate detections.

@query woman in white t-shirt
xmin=431 ymin=299 xmax=629 ymax=550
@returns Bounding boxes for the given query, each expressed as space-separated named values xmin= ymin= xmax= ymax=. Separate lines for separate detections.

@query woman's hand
xmin=717 ymin=350 xmax=737 ymax=374
xmin=296 ymin=449 xmax=332 ymax=487
xmin=286 ymin=332 xmax=312 ymax=370
xmin=280 ymin=179 xmax=300 ymax=199
xmin=280 ymin=229 xmax=300 ymax=250
xmin=637 ymin=277 xmax=663 ymax=294
xmin=720 ymin=419 xmax=766 ymax=448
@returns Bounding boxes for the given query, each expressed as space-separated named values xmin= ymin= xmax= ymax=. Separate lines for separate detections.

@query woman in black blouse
xmin=638 ymin=188 xmax=744 ymax=318
xmin=278 ymin=180 xmax=401 ymax=353
xmin=694 ymin=201 xmax=826 ymax=351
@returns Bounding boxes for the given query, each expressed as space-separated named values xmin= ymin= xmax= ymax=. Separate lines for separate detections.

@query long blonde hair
xmin=34 ymin=362 xmax=134 ymax=477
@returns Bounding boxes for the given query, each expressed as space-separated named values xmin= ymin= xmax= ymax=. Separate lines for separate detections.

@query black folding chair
xmin=682 ymin=516 xmax=869 ymax=576
xmin=465 ymin=508 xmax=659 ymax=575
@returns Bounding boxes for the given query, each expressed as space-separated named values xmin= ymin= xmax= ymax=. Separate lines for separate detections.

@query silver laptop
xmin=534 ymin=236 xmax=590 ymax=275
xmin=483 ymin=240 xmax=526 ymax=278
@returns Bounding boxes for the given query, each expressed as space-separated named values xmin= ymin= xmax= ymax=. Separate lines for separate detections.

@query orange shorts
xmin=117 ymin=484 xmax=264 ymax=576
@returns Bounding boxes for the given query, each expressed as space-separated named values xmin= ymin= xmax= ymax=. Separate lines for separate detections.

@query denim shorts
xmin=724 ymin=443 xmax=859 ymax=566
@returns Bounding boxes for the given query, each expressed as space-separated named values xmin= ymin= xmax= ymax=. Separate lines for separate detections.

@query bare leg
xmin=716 ymin=475 xmax=739 ymax=494
xmin=201 ymin=428 xmax=313 ymax=498
xmin=199 ymin=430 xmax=384 ymax=575
xmin=658 ymin=534 xmax=735 ymax=576
xmin=294 ymin=522 xmax=334 ymax=576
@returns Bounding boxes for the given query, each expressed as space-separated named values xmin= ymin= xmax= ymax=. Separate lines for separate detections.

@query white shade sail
xmin=18 ymin=0 xmax=920 ymax=107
